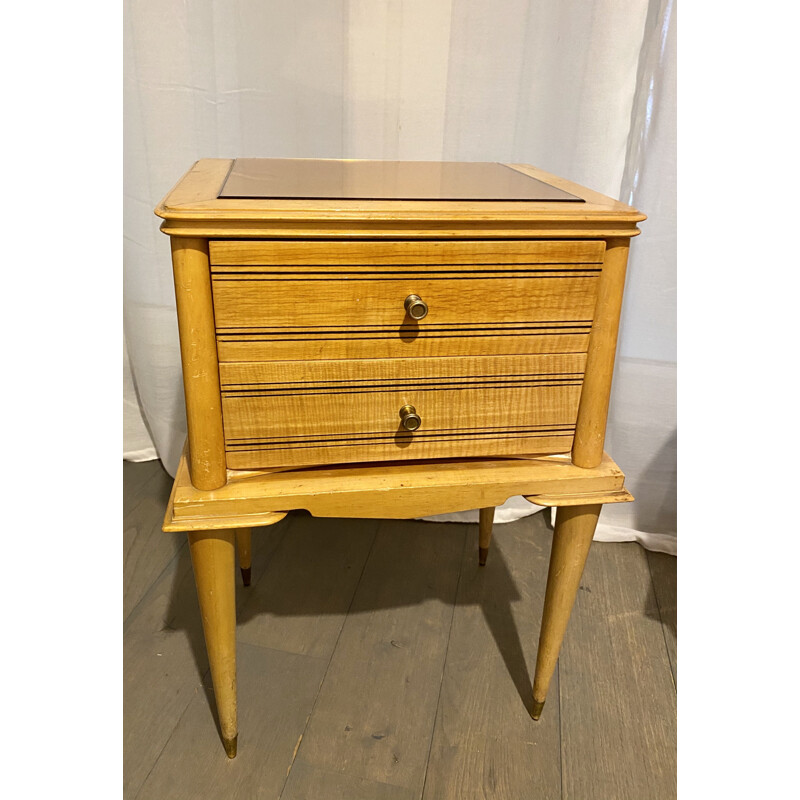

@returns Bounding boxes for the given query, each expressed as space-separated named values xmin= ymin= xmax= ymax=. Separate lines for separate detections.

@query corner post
xmin=170 ymin=236 xmax=227 ymax=490
xmin=572 ymin=237 xmax=631 ymax=468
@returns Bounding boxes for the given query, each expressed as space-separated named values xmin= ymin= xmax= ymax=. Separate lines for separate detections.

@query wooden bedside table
xmin=155 ymin=158 xmax=644 ymax=758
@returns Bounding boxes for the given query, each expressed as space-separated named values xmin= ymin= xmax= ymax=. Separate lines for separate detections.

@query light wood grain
xmin=226 ymin=432 xmax=576 ymax=470
xmin=532 ymin=504 xmax=601 ymax=715
xmin=218 ymin=351 xmax=586 ymax=387
xmin=235 ymin=528 xmax=252 ymax=566
xmin=216 ymin=327 xmax=590 ymax=362
xmin=209 ymin=238 xmax=605 ymax=266
xmin=157 ymin=158 xmax=233 ymax=209
xmin=155 ymin=159 xmax=645 ymax=241
xmin=478 ymin=507 xmax=494 ymax=566
xmin=526 ymin=488 xmax=634 ymax=507
xmin=220 ymin=353 xmax=586 ymax=468
xmin=223 ymin=394 xmax=576 ymax=450
xmin=170 ymin=237 xmax=227 ymax=489
xmin=165 ymin=447 xmax=627 ymax=528
xmin=212 ymin=273 xmax=599 ymax=333
xmin=152 ymin=158 xmax=646 ymax=770
xmin=187 ymin=529 xmax=238 ymax=757
xmin=165 ymin=218 xmax=644 ymax=239
xmin=235 ymin=527 xmax=252 ymax=585
xmin=572 ymin=237 xmax=630 ymax=468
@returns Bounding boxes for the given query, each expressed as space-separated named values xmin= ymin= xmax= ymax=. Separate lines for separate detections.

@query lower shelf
xmin=163 ymin=444 xmax=630 ymax=532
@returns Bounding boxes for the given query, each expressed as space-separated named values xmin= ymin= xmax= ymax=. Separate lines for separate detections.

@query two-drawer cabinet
xmin=211 ymin=238 xmax=603 ymax=469
xmin=156 ymin=158 xmax=644 ymax=759
xmin=158 ymin=159 xmax=644 ymax=490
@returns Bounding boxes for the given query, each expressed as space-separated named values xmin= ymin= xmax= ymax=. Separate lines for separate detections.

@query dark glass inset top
xmin=218 ymin=159 xmax=583 ymax=202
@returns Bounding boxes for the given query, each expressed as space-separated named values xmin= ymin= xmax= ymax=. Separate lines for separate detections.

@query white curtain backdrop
xmin=124 ymin=0 xmax=676 ymax=552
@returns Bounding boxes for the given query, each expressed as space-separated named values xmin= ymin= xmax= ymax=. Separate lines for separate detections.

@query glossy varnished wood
xmin=208 ymin=238 xmax=606 ymax=266
xmin=219 ymin=353 xmax=586 ymax=469
xmin=216 ymin=325 xmax=591 ymax=362
xmin=155 ymin=159 xmax=645 ymax=239
xmin=478 ymin=507 xmax=494 ymax=565
xmin=211 ymin=243 xmax=600 ymax=362
xmin=187 ymin=529 xmax=238 ymax=757
xmin=211 ymin=270 xmax=600 ymax=332
xmin=170 ymin=238 xmax=227 ymax=489
xmin=572 ymin=238 xmax=631 ymax=468
xmin=218 ymin=352 xmax=587 ymax=387
xmin=236 ymin=527 xmax=252 ymax=586
xmin=155 ymin=158 xmax=644 ymax=762
xmin=532 ymin=504 xmax=601 ymax=718
xmin=162 ymin=159 xmax=642 ymax=481
xmin=164 ymin=449 xmax=628 ymax=531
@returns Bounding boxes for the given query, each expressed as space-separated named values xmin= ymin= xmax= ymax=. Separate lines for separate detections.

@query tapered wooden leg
xmin=478 ymin=507 xmax=495 ymax=565
xmin=532 ymin=503 xmax=601 ymax=720
xmin=188 ymin=530 xmax=238 ymax=757
xmin=236 ymin=528 xmax=252 ymax=586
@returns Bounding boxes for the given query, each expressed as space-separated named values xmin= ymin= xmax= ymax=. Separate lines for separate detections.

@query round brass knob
xmin=404 ymin=294 xmax=428 ymax=320
xmin=399 ymin=404 xmax=421 ymax=431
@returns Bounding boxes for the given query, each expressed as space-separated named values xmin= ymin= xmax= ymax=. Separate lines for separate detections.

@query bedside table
xmin=155 ymin=158 xmax=644 ymax=758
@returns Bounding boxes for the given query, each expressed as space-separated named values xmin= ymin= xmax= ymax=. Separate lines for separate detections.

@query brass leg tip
xmin=241 ymin=567 xmax=251 ymax=587
xmin=532 ymin=699 xmax=545 ymax=720
xmin=478 ymin=547 xmax=489 ymax=566
xmin=223 ymin=735 xmax=238 ymax=759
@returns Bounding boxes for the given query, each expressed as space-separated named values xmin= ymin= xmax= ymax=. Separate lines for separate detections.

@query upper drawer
xmin=211 ymin=239 xmax=604 ymax=361
xmin=208 ymin=239 xmax=606 ymax=267
xmin=212 ymin=272 xmax=600 ymax=330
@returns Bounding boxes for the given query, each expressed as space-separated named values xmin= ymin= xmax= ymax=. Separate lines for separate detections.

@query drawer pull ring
xmin=404 ymin=294 xmax=428 ymax=320
xmin=399 ymin=404 xmax=422 ymax=431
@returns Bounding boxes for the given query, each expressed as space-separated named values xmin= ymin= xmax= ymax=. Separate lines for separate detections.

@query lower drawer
xmin=219 ymin=354 xmax=585 ymax=468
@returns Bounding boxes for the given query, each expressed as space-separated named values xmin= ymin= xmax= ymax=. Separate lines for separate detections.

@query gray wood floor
xmin=124 ymin=459 xmax=676 ymax=800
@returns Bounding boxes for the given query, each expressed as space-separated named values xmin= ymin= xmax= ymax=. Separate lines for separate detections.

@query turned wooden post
xmin=187 ymin=529 xmax=238 ymax=757
xmin=572 ymin=238 xmax=630 ymax=468
xmin=236 ymin=527 xmax=252 ymax=586
xmin=532 ymin=503 xmax=601 ymax=719
xmin=478 ymin=507 xmax=494 ymax=565
xmin=171 ymin=236 xmax=227 ymax=490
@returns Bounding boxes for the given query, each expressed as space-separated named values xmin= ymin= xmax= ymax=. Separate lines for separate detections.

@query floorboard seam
xmin=123 ymin=462 xmax=164 ymax=517
xmin=557 ymin=658 xmax=564 ymax=800
xmin=235 ymin=640 xmax=331 ymax=662
xmin=130 ymin=682 xmax=199 ymax=800
xmin=645 ymin=550 xmax=676 ymax=690
xmin=276 ymin=520 xmax=381 ymax=799
xmin=419 ymin=526 xmax=468 ymax=800
xmin=122 ymin=467 xmax=161 ymax=524
xmin=123 ymin=538 xmax=188 ymax=632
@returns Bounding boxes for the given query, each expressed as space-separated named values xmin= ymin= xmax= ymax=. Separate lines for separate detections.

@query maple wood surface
xmin=153 ymin=158 xmax=643 ymax=761
xmin=164 ymin=446 xmax=629 ymax=531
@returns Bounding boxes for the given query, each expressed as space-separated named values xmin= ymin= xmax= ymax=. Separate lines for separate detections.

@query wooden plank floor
xmin=124 ymin=460 xmax=676 ymax=799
